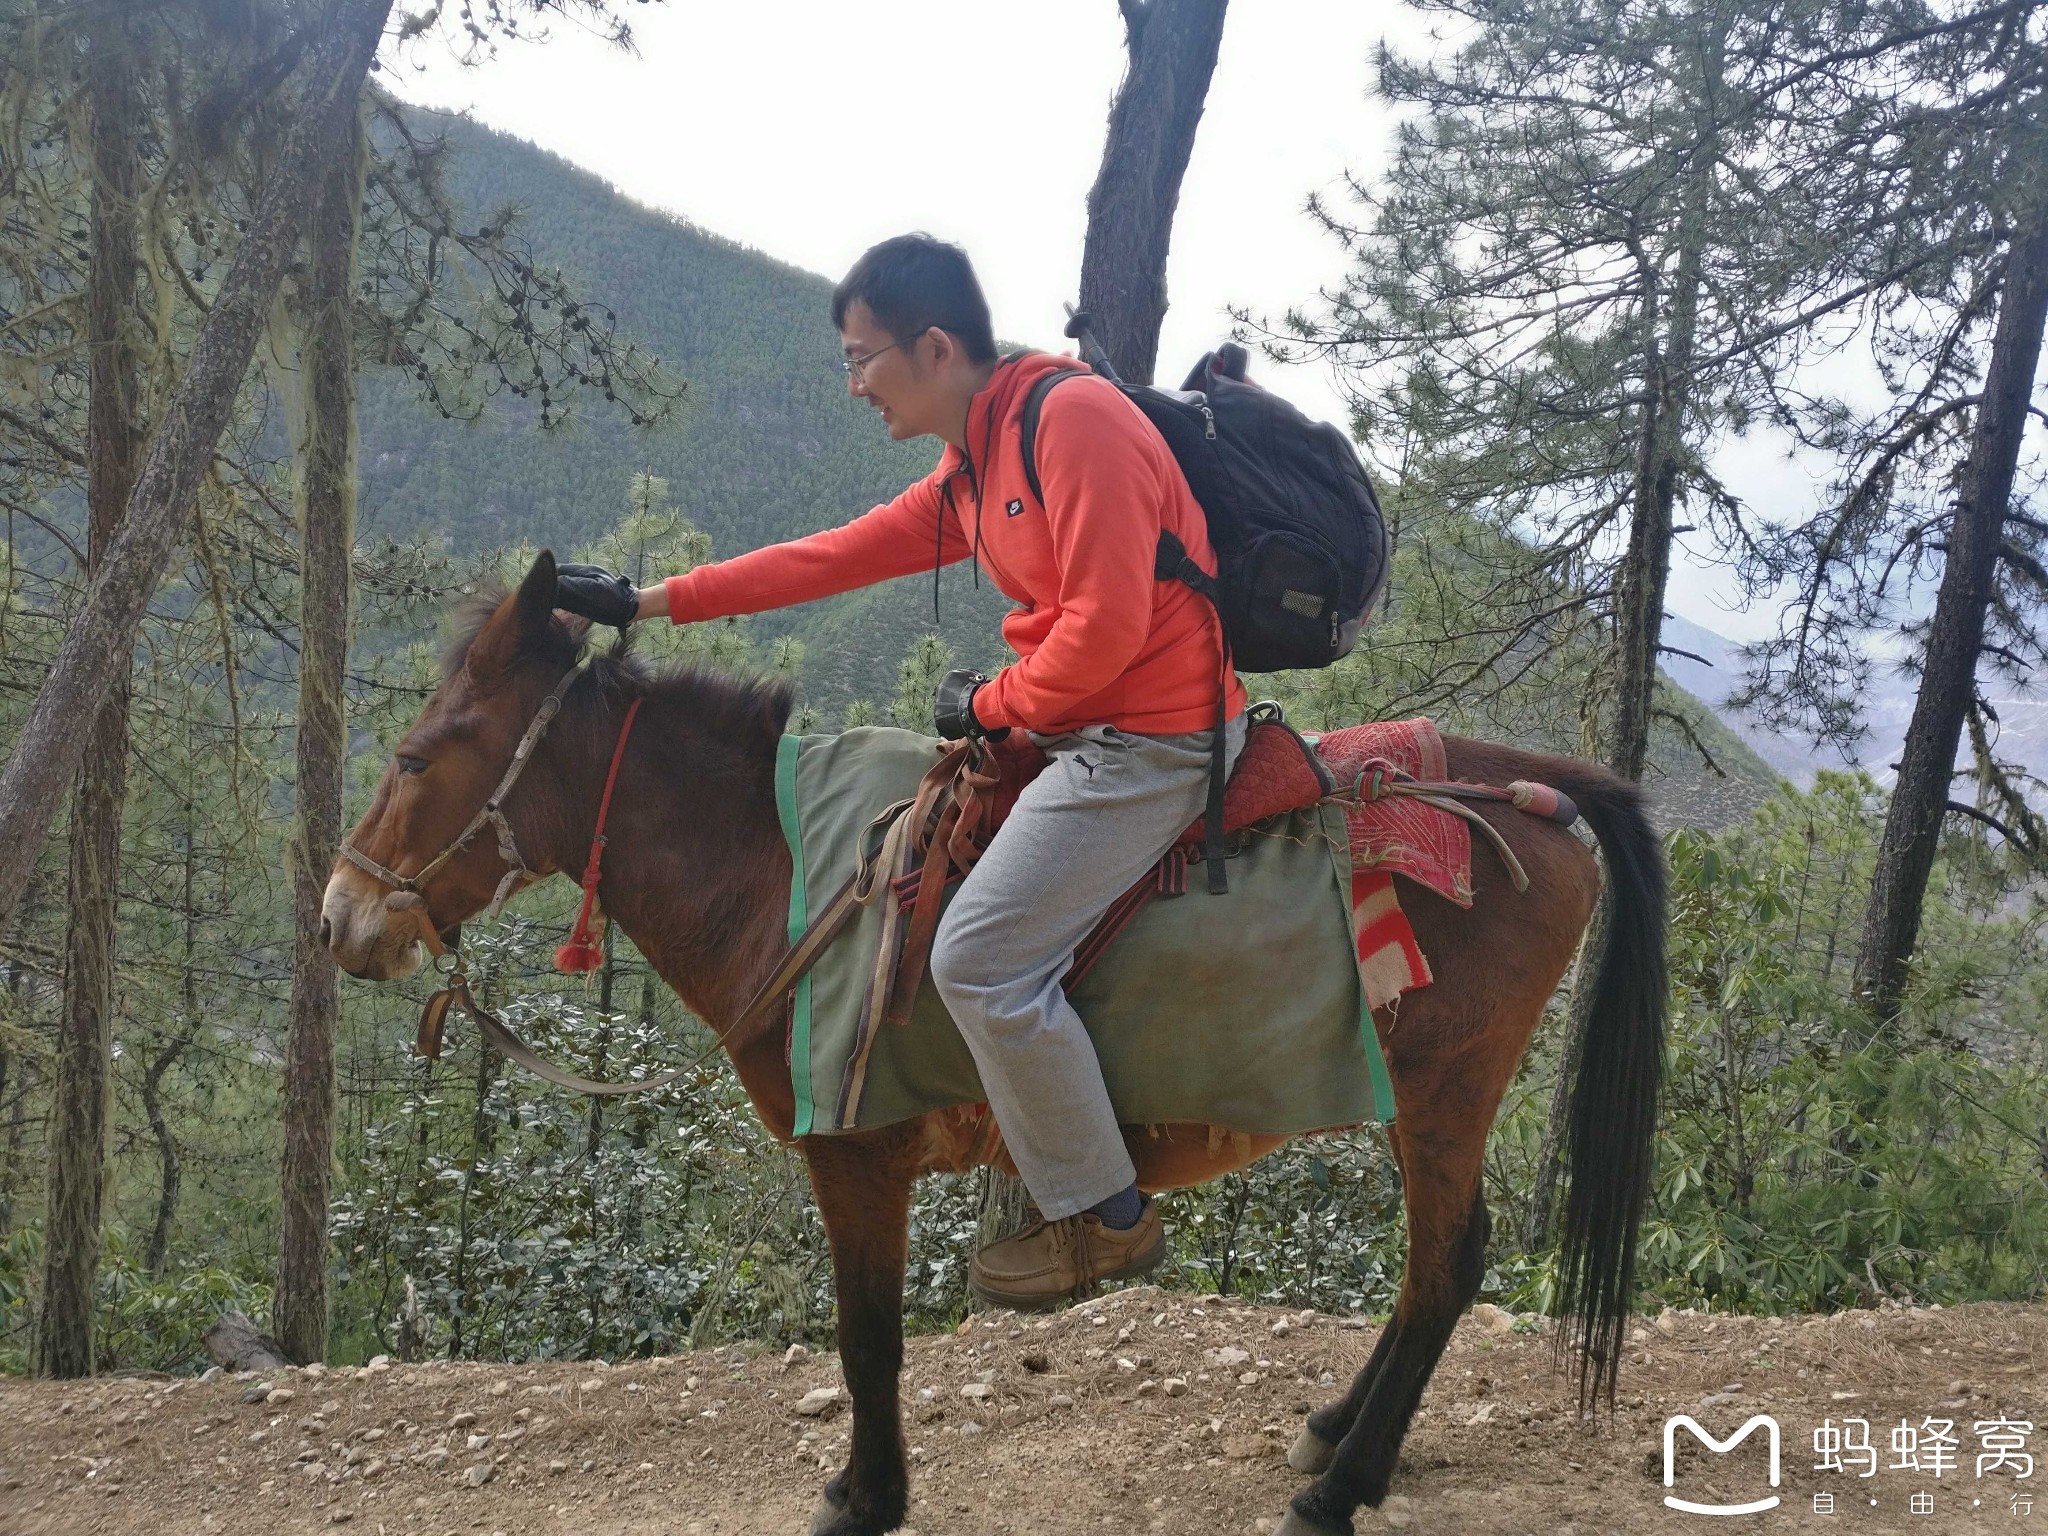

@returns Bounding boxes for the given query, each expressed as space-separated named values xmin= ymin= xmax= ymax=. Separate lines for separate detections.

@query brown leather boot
xmin=967 ymin=1199 xmax=1166 ymax=1311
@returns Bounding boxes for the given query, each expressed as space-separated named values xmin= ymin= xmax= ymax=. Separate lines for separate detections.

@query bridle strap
xmin=340 ymin=656 xmax=591 ymax=917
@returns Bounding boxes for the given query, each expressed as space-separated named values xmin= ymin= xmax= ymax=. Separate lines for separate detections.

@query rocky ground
xmin=1 ymin=1290 xmax=2041 ymax=1535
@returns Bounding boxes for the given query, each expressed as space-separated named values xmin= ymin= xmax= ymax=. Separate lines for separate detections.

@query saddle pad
xmin=778 ymin=727 xmax=1394 ymax=1138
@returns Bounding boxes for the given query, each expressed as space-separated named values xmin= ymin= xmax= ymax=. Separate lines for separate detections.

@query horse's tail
xmin=1544 ymin=765 xmax=1668 ymax=1415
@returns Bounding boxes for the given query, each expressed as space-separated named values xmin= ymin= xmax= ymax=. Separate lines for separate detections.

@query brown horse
xmin=322 ymin=552 xmax=1667 ymax=1536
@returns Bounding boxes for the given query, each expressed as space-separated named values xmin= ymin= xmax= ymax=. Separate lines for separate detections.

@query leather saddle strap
xmin=886 ymin=799 xmax=963 ymax=1028
xmin=882 ymin=744 xmax=986 ymax=1030
xmin=852 ymin=757 xmax=953 ymax=1033
xmin=1332 ymin=770 xmax=1536 ymax=894
xmin=944 ymin=748 xmax=1002 ymax=869
xmin=723 ymin=871 xmax=864 ymax=1045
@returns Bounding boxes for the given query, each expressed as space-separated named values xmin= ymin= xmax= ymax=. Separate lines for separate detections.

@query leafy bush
xmin=0 ymin=1226 xmax=271 ymax=1376
xmin=1523 ymin=775 xmax=2048 ymax=1314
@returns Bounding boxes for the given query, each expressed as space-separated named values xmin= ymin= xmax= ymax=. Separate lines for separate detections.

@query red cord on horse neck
xmin=556 ymin=695 xmax=644 ymax=973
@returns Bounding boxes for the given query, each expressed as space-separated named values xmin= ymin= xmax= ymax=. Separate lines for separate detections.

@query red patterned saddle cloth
xmin=1313 ymin=719 xmax=1473 ymax=1007
xmin=1313 ymin=720 xmax=1475 ymax=907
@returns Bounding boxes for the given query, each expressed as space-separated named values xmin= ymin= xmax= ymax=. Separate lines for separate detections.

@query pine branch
xmin=1653 ymin=705 xmax=1728 ymax=779
xmin=1945 ymin=799 xmax=2023 ymax=843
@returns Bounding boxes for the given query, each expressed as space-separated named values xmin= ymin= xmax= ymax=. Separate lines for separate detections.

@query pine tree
xmin=0 ymin=0 xmax=395 ymax=940
xmin=1281 ymin=0 xmax=2035 ymax=1249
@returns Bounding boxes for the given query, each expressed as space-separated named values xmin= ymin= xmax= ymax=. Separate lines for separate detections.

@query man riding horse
xmin=553 ymin=233 xmax=1245 ymax=1309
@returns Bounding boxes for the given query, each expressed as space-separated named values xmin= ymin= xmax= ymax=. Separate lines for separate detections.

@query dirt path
xmin=2 ymin=1291 xmax=2040 ymax=1535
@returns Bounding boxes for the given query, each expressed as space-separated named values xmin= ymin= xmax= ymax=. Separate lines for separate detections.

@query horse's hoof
xmin=1288 ymin=1424 xmax=1338 ymax=1475
xmin=1275 ymin=1509 xmax=1349 ymax=1536
xmin=807 ymin=1489 xmax=848 ymax=1536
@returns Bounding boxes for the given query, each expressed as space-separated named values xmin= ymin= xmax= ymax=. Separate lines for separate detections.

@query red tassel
xmin=555 ymin=886 xmax=606 ymax=973
xmin=555 ymin=936 xmax=604 ymax=973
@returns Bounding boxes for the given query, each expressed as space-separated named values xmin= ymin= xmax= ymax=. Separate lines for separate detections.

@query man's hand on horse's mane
xmin=554 ymin=563 xmax=642 ymax=630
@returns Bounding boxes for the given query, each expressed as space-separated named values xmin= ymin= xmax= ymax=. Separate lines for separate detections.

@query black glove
xmin=932 ymin=668 xmax=1009 ymax=742
xmin=554 ymin=563 xmax=640 ymax=629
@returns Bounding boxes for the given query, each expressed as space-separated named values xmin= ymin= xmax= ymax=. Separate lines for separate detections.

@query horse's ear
xmin=467 ymin=550 xmax=559 ymax=686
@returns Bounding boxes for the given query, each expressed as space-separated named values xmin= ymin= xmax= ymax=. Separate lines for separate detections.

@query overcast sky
xmin=392 ymin=0 xmax=1808 ymax=643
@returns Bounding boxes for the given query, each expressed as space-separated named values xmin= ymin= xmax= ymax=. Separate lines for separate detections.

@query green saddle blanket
xmin=777 ymin=727 xmax=1395 ymax=1138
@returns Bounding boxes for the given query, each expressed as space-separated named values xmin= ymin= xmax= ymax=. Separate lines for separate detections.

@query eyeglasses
xmin=841 ymin=329 xmax=928 ymax=385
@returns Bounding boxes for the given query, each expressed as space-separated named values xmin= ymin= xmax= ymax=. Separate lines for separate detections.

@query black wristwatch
xmin=932 ymin=668 xmax=1008 ymax=742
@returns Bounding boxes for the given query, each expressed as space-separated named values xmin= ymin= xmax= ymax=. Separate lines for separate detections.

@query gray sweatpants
xmin=929 ymin=713 xmax=1248 ymax=1219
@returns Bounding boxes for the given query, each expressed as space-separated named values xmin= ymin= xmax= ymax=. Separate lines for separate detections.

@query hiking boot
xmin=967 ymin=1199 xmax=1166 ymax=1311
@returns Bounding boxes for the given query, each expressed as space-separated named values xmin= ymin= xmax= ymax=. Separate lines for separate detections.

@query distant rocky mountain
xmin=1660 ymin=613 xmax=2048 ymax=791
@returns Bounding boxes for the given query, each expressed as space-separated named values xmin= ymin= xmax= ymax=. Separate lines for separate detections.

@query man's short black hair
xmin=832 ymin=233 xmax=997 ymax=364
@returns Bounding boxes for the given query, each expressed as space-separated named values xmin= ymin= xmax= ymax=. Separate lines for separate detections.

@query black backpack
xmin=1019 ymin=341 xmax=1391 ymax=675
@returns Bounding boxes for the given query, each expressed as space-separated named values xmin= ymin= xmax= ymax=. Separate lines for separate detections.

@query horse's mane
xmin=441 ymin=586 xmax=796 ymax=741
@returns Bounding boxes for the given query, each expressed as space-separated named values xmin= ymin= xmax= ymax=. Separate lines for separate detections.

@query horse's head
xmin=322 ymin=550 xmax=590 ymax=980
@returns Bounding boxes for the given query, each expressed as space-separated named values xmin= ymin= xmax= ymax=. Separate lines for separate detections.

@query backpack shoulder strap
xmin=1019 ymin=368 xmax=1090 ymax=509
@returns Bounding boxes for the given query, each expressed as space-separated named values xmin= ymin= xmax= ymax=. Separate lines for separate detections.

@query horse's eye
xmin=397 ymin=755 xmax=429 ymax=776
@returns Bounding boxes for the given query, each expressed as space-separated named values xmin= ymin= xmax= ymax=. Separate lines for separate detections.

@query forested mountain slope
xmin=359 ymin=109 xmax=1778 ymax=824
xmin=356 ymin=109 xmax=1016 ymax=688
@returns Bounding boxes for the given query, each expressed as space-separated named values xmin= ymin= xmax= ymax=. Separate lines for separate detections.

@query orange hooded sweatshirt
xmin=663 ymin=350 xmax=1245 ymax=737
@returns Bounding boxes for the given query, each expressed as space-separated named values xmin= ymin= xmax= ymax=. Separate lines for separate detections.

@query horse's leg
xmin=1281 ymin=1100 xmax=1496 ymax=1535
xmin=1289 ymin=1314 xmax=1402 ymax=1474
xmin=1285 ymin=1117 xmax=1416 ymax=1474
xmin=1281 ymin=790 xmax=1596 ymax=1531
xmin=802 ymin=1127 xmax=919 ymax=1536
xmin=1277 ymin=1114 xmax=1490 ymax=1474
xmin=1286 ymin=1163 xmax=1482 ymax=1482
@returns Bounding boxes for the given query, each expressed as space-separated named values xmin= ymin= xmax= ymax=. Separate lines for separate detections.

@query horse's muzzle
xmin=320 ymin=868 xmax=426 ymax=981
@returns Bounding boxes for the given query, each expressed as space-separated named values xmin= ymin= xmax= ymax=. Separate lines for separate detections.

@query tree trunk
xmin=1853 ymin=198 xmax=2048 ymax=1026
xmin=140 ymin=816 xmax=205 ymax=1277
xmin=0 ymin=924 xmax=35 ymax=1235
xmin=0 ymin=0 xmax=393 ymax=942
xmin=1605 ymin=157 xmax=1709 ymax=781
xmin=1518 ymin=931 xmax=1591 ymax=1253
xmin=450 ymin=1033 xmax=498 ymax=1361
xmin=276 ymin=100 xmax=365 ymax=1367
xmin=975 ymin=1166 xmax=1035 ymax=1253
xmin=1076 ymin=0 xmax=1231 ymax=384
xmin=0 ymin=1056 xmax=31 ymax=1240
xmin=35 ymin=16 xmax=143 ymax=1380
